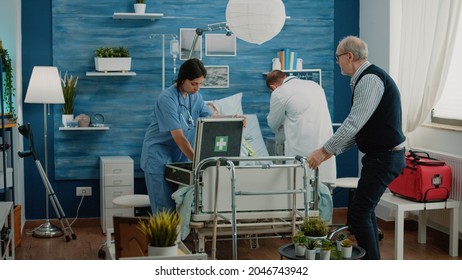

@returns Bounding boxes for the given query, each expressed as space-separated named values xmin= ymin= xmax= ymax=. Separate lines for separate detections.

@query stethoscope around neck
xmin=177 ymin=89 xmax=194 ymax=130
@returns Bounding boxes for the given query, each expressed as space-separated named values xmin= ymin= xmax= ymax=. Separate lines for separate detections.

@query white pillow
xmin=207 ymin=92 xmax=243 ymax=116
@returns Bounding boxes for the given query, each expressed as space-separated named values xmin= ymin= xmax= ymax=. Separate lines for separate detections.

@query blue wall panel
xmin=51 ymin=0 xmax=335 ymax=180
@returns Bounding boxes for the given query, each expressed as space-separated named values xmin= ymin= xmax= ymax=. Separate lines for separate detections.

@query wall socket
xmin=76 ymin=186 xmax=92 ymax=196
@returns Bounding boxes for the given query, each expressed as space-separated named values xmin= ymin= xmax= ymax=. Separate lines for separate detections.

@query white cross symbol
xmin=216 ymin=137 xmax=227 ymax=151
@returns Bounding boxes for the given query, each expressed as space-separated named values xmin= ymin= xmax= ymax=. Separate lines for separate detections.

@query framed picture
xmin=202 ymin=65 xmax=229 ymax=88
xmin=205 ymin=34 xmax=237 ymax=56
xmin=180 ymin=28 xmax=202 ymax=60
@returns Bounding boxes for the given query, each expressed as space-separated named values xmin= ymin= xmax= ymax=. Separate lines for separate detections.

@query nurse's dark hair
xmin=175 ymin=58 xmax=207 ymax=88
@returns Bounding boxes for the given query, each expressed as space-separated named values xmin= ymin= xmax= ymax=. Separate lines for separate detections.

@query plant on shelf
xmin=0 ymin=39 xmax=16 ymax=120
xmin=138 ymin=210 xmax=181 ymax=248
xmin=61 ymin=72 xmax=78 ymax=115
xmin=299 ymin=216 xmax=329 ymax=238
xmin=95 ymin=46 xmax=130 ymax=58
xmin=340 ymin=238 xmax=354 ymax=259
xmin=134 ymin=0 xmax=146 ymax=14
xmin=94 ymin=46 xmax=131 ymax=72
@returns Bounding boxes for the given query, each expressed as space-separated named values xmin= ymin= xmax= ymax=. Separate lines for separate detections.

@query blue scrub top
xmin=140 ymin=84 xmax=212 ymax=173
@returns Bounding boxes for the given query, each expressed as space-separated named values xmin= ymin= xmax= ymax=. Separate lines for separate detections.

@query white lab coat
xmin=267 ymin=77 xmax=336 ymax=184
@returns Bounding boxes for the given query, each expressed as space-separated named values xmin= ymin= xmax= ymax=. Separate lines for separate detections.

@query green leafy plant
xmin=95 ymin=46 xmax=130 ymax=58
xmin=305 ymin=239 xmax=319 ymax=250
xmin=291 ymin=230 xmax=307 ymax=245
xmin=0 ymin=41 xmax=16 ymax=118
xmin=320 ymin=239 xmax=335 ymax=251
xmin=299 ymin=217 xmax=329 ymax=237
xmin=340 ymin=238 xmax=353 ymax=247
xmin=135 ymin=0 xmax=145 ymax=3
xmin=138 ymin=210 xmax=181 ymax=247
xmin=61 ymin=72 xmax=78 ymax=114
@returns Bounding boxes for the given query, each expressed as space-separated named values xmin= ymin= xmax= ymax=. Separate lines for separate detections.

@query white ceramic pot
xmin=294 ymin=243 xmax=306 ymax=257
xmin=62 ymin=114 xmax=74 ymax=127
xmin=320 ymin=249 xmax=331 ymax=260
xmin=148 ymin=244 xmax=178 ymax=257
xmin=341 ymin=246 xmax=353 ymax=259
xmin=305 ymin=249 xmax=316 ymax=260
xmin=134 ymin=3 xmax=146 ymax=14
xmin=94 ymin=57 xmax=132 ymax=72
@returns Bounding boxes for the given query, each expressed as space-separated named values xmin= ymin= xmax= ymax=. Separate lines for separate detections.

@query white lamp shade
xmin=25 ymin=66 xmax=64 ymax=104
xmin=226 ymin=0 xmax=286 ymax=45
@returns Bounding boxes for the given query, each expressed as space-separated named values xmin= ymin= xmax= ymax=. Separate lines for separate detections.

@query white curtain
xmin=396 ymin=0 xmax=461 ymax=137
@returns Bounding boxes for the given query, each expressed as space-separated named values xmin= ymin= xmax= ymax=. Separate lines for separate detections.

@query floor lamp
xmin=25 ymin=66 xmax=65 ymax=238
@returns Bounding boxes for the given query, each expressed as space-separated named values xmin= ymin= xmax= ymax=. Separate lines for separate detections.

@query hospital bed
xmin=170 ymin=113 xmax=332 ymax=259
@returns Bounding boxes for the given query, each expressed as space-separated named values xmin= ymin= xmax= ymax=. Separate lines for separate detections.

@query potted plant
xmin=138 ymin=210 xmax=181 ymax=256
xmin=94 ymin=46 xmax=131 ymax=73
xmin=291 ymin=230 xmax=307 ymax=257
xmin=299 ymin=216 xmax=329 ymax=240
xmin=335 ymin=232 xmax=348 ymax=251
xmin=134 ymin=0 xmax=146 ymax=14
xmin=60 ymin=72 xmax=78 ymax=127
xmin=0 ymin=40 xmax=16 ymax=122
xmin=340 ymin=238 xmax=353 ymax=259
xmin=304 ymin=239 xmax=318 ymax=260
xmin=320 ymin=239 xmax=335 ymax=260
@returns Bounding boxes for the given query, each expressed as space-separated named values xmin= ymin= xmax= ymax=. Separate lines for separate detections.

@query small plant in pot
xmin=94 ymin=46 xmax=131 ymax=73
xmin=291 ymin=230 xmax=307 ymax=257
xmin=138 ymin=210 xmax=181 ymax=256
xmin=340 ymin=238 xmax=354 ymax=259
xmin=299 ymin=216 xmax=329 ymax=240
xmin=60 ymin=72 xmax=78 ymax=127
xmin=320 ymin=239 xmax=335 ymax=260
xmin=304 ymin=239 xmax=318 ymax=260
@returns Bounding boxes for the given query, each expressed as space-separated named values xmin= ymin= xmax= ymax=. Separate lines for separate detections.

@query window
xmin=432 ymin=12 xmax=462 ymax=126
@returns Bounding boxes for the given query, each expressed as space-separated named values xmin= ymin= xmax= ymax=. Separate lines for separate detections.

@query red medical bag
xmin=388 ymin=150 xmax=452 ymax=202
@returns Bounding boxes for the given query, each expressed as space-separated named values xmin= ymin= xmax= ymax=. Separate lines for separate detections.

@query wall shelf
xmin=86 ymin=71 xmax=136 ymax=77
xmin=59 ymin=126 xmax=110 ymax=131
xmin=112 ymin=12 xmax=164 ymax=21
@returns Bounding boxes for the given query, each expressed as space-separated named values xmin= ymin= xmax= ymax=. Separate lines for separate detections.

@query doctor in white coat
xmin=266 ymin=70 xmax=336 ymax=185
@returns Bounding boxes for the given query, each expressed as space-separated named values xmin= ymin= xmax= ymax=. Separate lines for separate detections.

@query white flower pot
xmin=148 ymin=244 xmax=178 ymax=257
xmin=134 ymin=3 xmax=146 ymax=14
xmin=94 ymin=57 xmax=132 ymax=72
xmin=294 ymin=244 xmax=306 ymax=257
xmin=341 ymin=246 xmax=353 ymax=259
xmin=320 ymin=249 xmax=331 ymax=260
xmin=62 ymin=114 xmax=74 ymax=127
xmin=305 ymin=249 xmax=316 ymax=260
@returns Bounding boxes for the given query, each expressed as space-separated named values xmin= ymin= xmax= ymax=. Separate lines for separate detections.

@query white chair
xmin=112 ymin=194 xmax=150 ymax=208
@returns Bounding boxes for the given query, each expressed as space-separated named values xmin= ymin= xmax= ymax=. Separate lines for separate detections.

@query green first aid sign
xmin=214 ymin=136 xmax=228 ymax=152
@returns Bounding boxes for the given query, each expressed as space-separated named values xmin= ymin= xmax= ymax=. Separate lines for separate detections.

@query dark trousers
xmin=348 ymin=149 xmax=405 ymax=260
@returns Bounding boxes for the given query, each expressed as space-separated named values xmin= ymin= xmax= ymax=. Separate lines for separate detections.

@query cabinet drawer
xmin=104 ymin=186 xmax=133 ymax=208
xmin=103 ymin=173 xmax=132 ymax=186
xmin=104 ymin=163 xmax=132 ymax=175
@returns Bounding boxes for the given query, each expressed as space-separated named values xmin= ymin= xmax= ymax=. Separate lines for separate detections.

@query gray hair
xmin=339 ymin=35 xmax=368 ymax=60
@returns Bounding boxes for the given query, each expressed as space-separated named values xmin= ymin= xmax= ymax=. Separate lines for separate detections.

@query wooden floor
xmin=14 ymin=208 xmax=462 ymax=260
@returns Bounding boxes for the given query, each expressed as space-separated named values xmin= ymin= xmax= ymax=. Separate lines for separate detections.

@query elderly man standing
xmin=266 ymin=70 xmax=336 ymax=187
xmin=308 ymin=36 xmax=406 ymax=259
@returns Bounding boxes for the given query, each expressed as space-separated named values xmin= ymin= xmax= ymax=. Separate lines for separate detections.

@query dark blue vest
xmin=353 ymin=64 xmax=405 ymax=153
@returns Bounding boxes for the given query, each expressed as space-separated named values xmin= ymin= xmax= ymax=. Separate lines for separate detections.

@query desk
xmin=379 ymin=193 xmax=460 ymax=260
xmin=278 ymin=243 xmax=365 ymax=260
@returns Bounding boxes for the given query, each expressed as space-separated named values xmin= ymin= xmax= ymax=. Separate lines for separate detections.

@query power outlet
xmin=76 ymin=186 xmax=92 ymax=196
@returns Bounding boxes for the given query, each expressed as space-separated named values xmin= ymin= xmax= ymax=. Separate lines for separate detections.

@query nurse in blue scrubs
xmin=140 ymin=58 xmax=212 ymax=214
